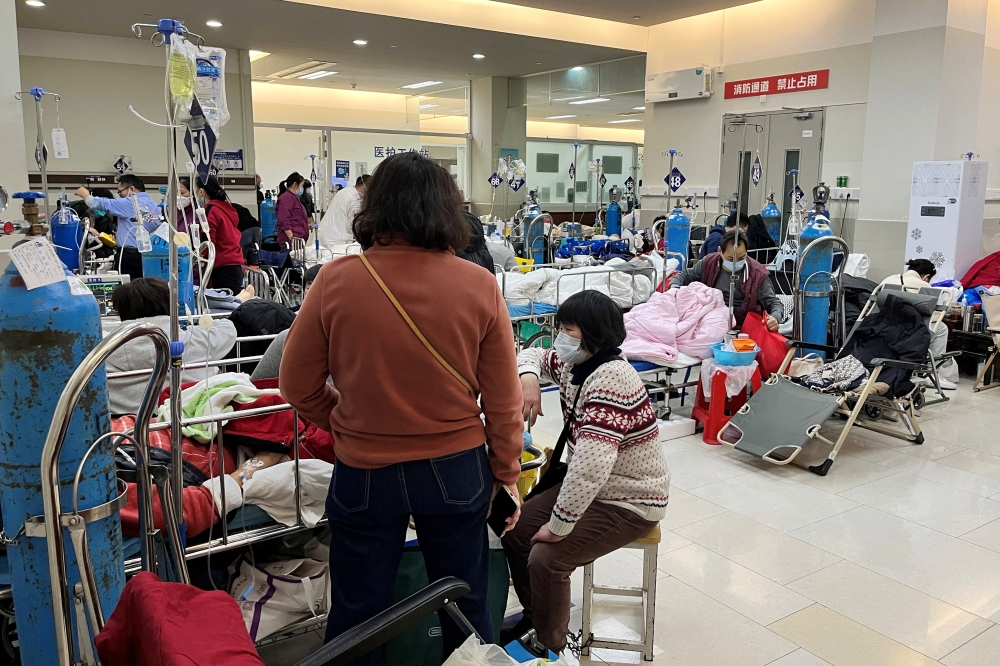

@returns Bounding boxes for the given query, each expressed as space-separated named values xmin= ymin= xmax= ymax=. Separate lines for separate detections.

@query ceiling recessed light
xmin=544 ymin=115 xmax=577 ymax=120
xmin=249 ymin=50 xmax=271 ymax=62
xmin=570 ymin=66 xmax=585 ymax=72
xmin=473 ymin=53 xmax=485 ymax=59
xmin=401 ymin=81 xmax=443 ymax=89
xmin=25 ymin=0 xmax=45 ymax=6
xmin=535 ymin=61 xmax=542 ymax=65
xmin=298 ymin=70 xmax=337 ymax=80
xmin=633 ymin=106 xmax=646 ymax=111
xmin=608 ymin=119 xmax=641 ymax=124
xmin=568 ymin=97 xmax=610 ymax=105
xmin=353 ymin=39 xmax=368 ymax=45
xmin=206 ymin=20 xmax=222 ymax=28
xmin=633 ymin=15 xmax=640 ymax=19
xmin=391 ymin=45 xmax=398 ymax=48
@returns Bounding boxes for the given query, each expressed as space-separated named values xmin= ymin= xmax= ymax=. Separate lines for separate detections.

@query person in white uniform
xmin=318 ymin=174 xmax=370 ymax=249
xmin=880 ymin=258 xmax=958 ymax=389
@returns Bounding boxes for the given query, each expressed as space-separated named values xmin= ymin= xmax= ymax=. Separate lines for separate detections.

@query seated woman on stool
xmin=671 ymin=228 xmax=783 ymax=330
xmin=504 ymin=290 xmax=671 ymax=655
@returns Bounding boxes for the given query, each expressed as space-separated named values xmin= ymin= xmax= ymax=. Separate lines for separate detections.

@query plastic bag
xmin=443 ymin=635 xmax=579 ymax=666
xmin=168 ymin=36 xmax=197 ymax=120
xmin=195 ymin=45 xmax=230 ymax=132
xmin=740 ymin=312 xmax=788 ymax=377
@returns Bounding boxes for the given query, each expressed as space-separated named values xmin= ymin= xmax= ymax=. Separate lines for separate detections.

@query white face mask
xmin=554 ymin=331 xmax=589 ymax=365
xmin=177 ymin=195 xmax=192 ymax=209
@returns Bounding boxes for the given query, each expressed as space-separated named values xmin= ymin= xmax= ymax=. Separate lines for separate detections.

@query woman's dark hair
xmin=556 ymin=290 xmax=627 ymax=353
xmin=112 ymin=277 xmax=171 ymax=321
xmin=352 ymin=152 xmax=470 ymax=251
xmin=196 ymin=175 xmax=227 ymax=202
xmin=906 ymin=258 xmax=937 ymax=279
xmin=179 ymin=176 xmax=191 ymax=192
xmin=91 ymin=187 xmax=115 ymax=199
xmin=719 ymin=229 xmax=749 ymax=252
xmin=279 ymin=172 xmax=305 ymax=195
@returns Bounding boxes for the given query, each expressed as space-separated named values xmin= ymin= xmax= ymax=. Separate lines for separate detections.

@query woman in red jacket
xmin=276 ymin=172 xmax=310 ymax=248
xmin=196 ymin=175 xmax=247 ymax=292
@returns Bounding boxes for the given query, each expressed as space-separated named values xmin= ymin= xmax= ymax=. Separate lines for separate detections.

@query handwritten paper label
xmin=52 ymin=128 xmax=69 ymax=159
xmin=10 ymin=238 xmax=65 ymax=290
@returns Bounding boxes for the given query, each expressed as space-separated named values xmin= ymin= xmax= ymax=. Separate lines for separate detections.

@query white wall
xmin=0 ymin=1 xmax=28 ymax=222
xmin=16 ymin=29 xmax=257 ymax=206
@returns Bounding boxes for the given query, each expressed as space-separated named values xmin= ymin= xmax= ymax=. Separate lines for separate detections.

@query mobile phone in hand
xmin=488 ymin=485 xmax=518 ymax=537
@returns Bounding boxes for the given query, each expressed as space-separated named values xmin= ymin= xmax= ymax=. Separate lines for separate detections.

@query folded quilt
xmin=621 ymin=282 xmax=731 ymax=364
xmin=791 ymin=355 xmax=869 ymax=393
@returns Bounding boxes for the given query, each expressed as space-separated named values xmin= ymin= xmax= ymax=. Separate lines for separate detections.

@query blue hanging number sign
xmin=599 ymin=174 xmax=607 ymax=189
xmin=509 ymin=177 xmax=526 ymax=192
xmin=751 ymin=156 xmax=762 ymax=188
xmin=113 ymin=155 xmax=131 ymax=175
xmin=182 ymin=97 xmax=218 ymax=183
xmin=568 ymin=163 xmax=577 ymax=181
xmin=665 ymin=167 xmax=686 ymax=192
xmin=488 ymin=172 xmax=502 ymax=189
xmin=625 ymin=176 xmax=635 ymax=191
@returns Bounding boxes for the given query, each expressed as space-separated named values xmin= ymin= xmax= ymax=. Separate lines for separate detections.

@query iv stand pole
xmin=725 ymin=120 xmax=764 ymax=329
xmin=15 ymin=88 xmax=59 ymax=234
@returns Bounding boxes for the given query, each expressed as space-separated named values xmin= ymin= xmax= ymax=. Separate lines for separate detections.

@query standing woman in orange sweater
xmin=280 ymin=152 xmax=523 ymax=665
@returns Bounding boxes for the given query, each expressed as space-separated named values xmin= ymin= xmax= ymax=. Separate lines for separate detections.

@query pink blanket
xmin=621 ymin=283 xmax=731 ymax=363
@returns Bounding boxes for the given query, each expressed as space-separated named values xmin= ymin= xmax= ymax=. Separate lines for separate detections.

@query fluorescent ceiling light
xmin=248 ymin=50 xmax=271 ymax=62
xmin=298 ymin=70 xmax=337 ymax=80
xmin=419 ymin=104 xmax=439 ymax=109
xmin=568 ymin=97 xmax=610 ymax=105
xmin=544 ymin=115 xmax=577 ymax=120
xmin=552 ymin=95 xmax=586 ymax=102
xmin=206 ymin=20 xmax=222 ymax=27
xmin=353 ymin=39 xmax=368 ymax=45
xmin=25 ymin=0 xmax=45 ymax=6
xmin=633 ymin=106 xmax=646 ymax=111
xmin=570 ymin=66 xmax=585 ymax=72
xmin=401 ymin=81 xmax=443 ymax=89
xmin=473 ymin=53 xmax=485 ymax=59
xmin=608 ymin=119 xmax=641 ymax=124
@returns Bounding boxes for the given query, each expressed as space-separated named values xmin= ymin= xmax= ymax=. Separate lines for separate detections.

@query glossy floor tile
xmin=940 ymin=625 xmax=1000 ymax=666
xmin=769 ymin=604 xmax=943 ymax=666
xmin=791 ymin=506 xmax=1000 ymax=621
xmin=786 ymin=561 xmax=993 ymax=659
xmin=767 ymin=650 xmax=835 ymax=666
xmin=838 ymin=472 xmax=1000 ymax=536
xmin=659 ymin=544 xmax=813 ymax=625
xmin=882 ymin=455 xmax=1000 ymax=497
xmin=660 ymin=439 xmax=754 ymax=491
xmin=658 ymin=488 xmax=729 ymax=530
xmin=688 ymin=472 xmax=859 ymax=533
xmin=673 ymin=512 xmax=841 ymax=585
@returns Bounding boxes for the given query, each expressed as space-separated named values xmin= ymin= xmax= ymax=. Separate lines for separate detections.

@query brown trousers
xmin=502 ymin=483 xmax=656 ymax=652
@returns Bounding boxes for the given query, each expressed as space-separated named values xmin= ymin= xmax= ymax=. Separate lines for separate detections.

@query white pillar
xmin=856 ymin=0 xmax=989 ymax=279
xmin=0 ymin=0 xmax=29 ymax=222
xmin=470 ymin=76 xmax=526 ymax=216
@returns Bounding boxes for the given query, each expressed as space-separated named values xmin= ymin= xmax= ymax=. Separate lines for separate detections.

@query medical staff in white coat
xmin=318 ymin=174 xmax=370 ymax=249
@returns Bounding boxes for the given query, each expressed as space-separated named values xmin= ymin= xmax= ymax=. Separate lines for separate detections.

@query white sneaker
xmin=911 ymin=376 xmax=931 ymax=387
xmin=938 ymin=378 xmax=958 ymax=391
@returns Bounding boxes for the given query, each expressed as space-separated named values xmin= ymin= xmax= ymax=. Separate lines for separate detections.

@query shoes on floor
xmin=499 ymin=616 xmax=534 ymax=648
xmin=938 ymin=378 xmax=958 ymax=390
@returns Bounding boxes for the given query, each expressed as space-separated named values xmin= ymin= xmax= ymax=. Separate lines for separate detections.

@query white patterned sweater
xmin=518 ymin=347 xmax=671 ymax=536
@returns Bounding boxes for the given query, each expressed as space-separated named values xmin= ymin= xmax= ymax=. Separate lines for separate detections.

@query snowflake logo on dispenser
xmin=930 ymin=252 xmax=946 ymax=268
xmin=910 ymin=228 xmax=922 ymax=241
xmin=916 ymin=245 xmax=924 ymax=254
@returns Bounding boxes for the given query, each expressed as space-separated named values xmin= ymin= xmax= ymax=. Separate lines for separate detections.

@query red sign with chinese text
xmin=724 ymin=69 xmax=829 ymax=99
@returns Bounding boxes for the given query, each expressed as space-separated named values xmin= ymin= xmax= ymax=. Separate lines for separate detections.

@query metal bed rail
xmin=105 ymin=332 xmax=281 ymax=379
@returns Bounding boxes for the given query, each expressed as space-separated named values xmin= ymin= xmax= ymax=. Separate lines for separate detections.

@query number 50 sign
xmin=184 ymin=125 xmax=218 ymax=183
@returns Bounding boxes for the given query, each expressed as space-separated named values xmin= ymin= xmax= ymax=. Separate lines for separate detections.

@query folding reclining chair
xmin=719 ymin=288 xmax=938 ymax=476
xmin=973 ymin=294 xmax=1000 ymax=392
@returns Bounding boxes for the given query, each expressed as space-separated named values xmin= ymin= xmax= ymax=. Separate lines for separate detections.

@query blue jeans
xmin=324 ymin=445 xmax=493 ymax=665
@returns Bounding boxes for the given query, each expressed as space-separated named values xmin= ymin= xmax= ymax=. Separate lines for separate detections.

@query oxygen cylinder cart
xmin=51 ymin=194 xmax=83 ymax=271
xmin=260 ymin=190 xmax=277 ymax=238
xmin=605 ymin=186 xmax=623 ymax=237
xmin=795 ymin=218 xmax=848 ymax=359
xmin=0 ymin=261 xmax=122 ymax=665
xmin=522 ymin=189 xmax=547 ymax=265
xmin=761 ymin=191 xmax=782 ymax=245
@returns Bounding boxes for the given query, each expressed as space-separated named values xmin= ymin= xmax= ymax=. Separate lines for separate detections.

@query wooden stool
xmin=691 ymin=366 xmax=762 ymax=445
xmin=581 ymin=524 xmax=661 ymax=661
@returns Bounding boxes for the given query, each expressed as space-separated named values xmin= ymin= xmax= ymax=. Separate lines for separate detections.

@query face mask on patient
xmin=722 ymin=258 xmax=746 ymax=272
xmin=554 ymin=332 xmax=589 ymax=365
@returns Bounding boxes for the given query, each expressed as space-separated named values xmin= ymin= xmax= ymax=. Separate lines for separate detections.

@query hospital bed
xmin=718 ymin=285 xmax=941 ymax=476
xmin=630 ymin=354 xmax=703 ymax=420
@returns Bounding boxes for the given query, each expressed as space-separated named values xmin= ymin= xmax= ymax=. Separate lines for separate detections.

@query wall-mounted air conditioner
xmin=645 ymin=67 xmax=713 ymax=103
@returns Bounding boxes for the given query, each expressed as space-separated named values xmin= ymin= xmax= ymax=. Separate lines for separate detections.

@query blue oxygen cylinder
xmin=799 ymin=215 xmax=834 ymax=358
xmin=51 ymin=195 xmax=83 ymax=271
xmin=142 ymin=232 xmax=194 ymax=315
xmin=260 ymin=190 xmax=277 ymax=238
xmin=761 ymin=196 xmax=782 ymax=245
xmin=667 ymin=200 xmax=691 ymax=265
xmin=0 ymin=263 xmax=123 ymax=665
xmin=605 ymin=201 xmax=622 ymax=237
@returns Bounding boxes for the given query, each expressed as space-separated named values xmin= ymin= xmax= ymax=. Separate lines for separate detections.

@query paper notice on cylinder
xmin=51 ymin=128 xmax=69 ymax=159
xmin=10 ymin=238 xmax=65 ymax=290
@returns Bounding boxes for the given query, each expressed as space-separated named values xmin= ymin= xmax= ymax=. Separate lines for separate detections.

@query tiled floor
xmin=519 ymin=380 xmax=1000 ymax=666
